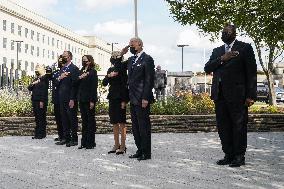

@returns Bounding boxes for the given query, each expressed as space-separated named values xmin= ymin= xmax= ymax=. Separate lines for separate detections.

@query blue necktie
xmin=225 ymin=45 xmax=230 ymax=52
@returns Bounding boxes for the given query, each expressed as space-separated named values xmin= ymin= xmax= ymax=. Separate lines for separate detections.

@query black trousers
xmin=32 ymin=101 xmax=47 ymax=138
xmin=215 ymin=86 xmax=248 ymax=157
xmin=54 ymin=103 xmax=63 ymax=140
xmin=79 ymin=102 xmax=96 ymax=148
xmin=60 ymin=101 xmax=78 ymax=143
xmin=130 ymin=104 xmax=151 ymax=157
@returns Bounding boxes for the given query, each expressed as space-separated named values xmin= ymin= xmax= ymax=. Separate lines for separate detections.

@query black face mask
xmin=82 ymin=61 xmax=88 ymax=67
xmin=130 ymin=47 xmax=137 ymax=55
xmin=35 ymin=71 xmax=40 ymax=77
xmin=110 ymin=57 xmax=122 ymax=65
xmin=221 ymin=31 xmax=235 ymax=44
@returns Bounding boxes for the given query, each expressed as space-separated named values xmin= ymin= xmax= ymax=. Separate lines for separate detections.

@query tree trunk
xmin=266 ymin=72 xmax=277 ymax=105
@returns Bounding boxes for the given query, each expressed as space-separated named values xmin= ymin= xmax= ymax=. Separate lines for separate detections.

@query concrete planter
xmin=0 ymin=114 xmax=283 ymax=136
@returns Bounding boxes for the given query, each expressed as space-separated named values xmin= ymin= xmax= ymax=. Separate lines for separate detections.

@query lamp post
xmin=11 ymin=40 xmax=23 ymax=90
xmin=134 ymin=0 xmax=138 ymax=37
xmin=107 ymin=42 xmax=118 ymax=52
xmin=177 ymin=44 xmax=189 ymax=72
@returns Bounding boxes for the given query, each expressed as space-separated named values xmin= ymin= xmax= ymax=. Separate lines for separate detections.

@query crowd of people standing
xmin=28 ymin=37 xmax=155 ymax=161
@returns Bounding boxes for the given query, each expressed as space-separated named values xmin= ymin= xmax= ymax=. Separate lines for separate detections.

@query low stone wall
xmin=0 ymin=114 xmax=283 ymax=136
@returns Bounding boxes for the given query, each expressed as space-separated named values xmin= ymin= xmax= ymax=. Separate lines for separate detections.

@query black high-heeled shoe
xmin=108 ymin=145 xmax=120 ymax=154
xmin=116 ymin=147 xmax=127 ymax=155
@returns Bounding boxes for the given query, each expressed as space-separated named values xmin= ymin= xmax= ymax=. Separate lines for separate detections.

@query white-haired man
xmin=121 ymin=37 xmax=155 ymax=161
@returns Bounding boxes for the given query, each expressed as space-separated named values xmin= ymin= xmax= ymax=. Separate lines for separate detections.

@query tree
xmin=166 ymin=0 xmax=284 ymax=105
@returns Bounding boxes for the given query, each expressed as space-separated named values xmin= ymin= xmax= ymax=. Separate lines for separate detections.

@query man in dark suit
xmin=204 ymin=24 xmax=257 ymax=167
xmin=51 ymin=55 xmax=66 ymax=142
xmin=56 ymin=51 xmax=80 ymax=147
xmin=121 ymin=37 xmax=155 ymax=161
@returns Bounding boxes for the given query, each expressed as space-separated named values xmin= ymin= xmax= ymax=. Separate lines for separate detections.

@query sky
xmin=10 ymin=0 xmax=256 ymax=72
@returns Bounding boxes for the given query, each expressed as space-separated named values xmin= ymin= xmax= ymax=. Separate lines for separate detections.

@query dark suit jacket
xmin=27 ymin=75 xmax=49 ymax=102
xmin=51 ymin=69 xmax=61 ymax=104
xmin=204 ymin=40 xmax=257 ymax=102
xmin=77 ymin=68 xmax=98 ymax=103
xmin=127 ymin=52 xmax=155 ymax=106
xmin=102 ymin=61 xmax=129 ymax=102
xmin=58 ymin=63 xmax=79 ymax=102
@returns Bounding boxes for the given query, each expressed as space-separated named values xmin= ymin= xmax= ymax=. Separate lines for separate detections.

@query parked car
xmin=256 ymin=84 xmax=269 ymax=103
xmin=256 ymin=85 xmax=284 ymax=103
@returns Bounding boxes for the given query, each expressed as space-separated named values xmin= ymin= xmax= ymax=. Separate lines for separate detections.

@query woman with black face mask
xmin=28 ymin=64 xmax=49 ymax=139
xmin=103 ymin=51 xmax=129 ymax=155
xmin=77 ymin=55 xmax=98 ymax=149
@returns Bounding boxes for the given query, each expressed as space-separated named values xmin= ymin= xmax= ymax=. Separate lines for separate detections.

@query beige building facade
xmin=0 ymin=0 xmax=112 ymax=78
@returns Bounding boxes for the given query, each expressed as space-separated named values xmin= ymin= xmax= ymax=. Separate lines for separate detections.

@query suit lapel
xmin=135 ymin=52 xmax=145 ymax=66
xmin=231 ymin=40 xmax=239 ymax=51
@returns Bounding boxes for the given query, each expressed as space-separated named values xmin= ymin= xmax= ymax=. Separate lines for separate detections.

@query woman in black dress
xmin=28 ymin=64 xmax=49 ymax=139
xmin=77 ymin=55 xmax=98 ymax=149
xmin=103 ymin=51 xmax=128 ymax=155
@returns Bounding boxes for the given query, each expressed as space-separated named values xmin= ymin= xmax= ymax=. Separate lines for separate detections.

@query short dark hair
xmin=65 ymin=51 xmax=73 ymax=59
xmin=224 ymin=23 xmax=237 ymax=33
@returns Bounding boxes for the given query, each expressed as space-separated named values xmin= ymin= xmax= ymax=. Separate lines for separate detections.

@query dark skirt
xmin=109 ymin=99 xmax=126 ymax=124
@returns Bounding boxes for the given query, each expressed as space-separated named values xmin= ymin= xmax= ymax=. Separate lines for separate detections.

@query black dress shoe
xmin=216 ymin=155 xmax=233 ymax=165
xmin=32 ymin=136 xmax=45 ymax=139
xmin=66 ymin=141 xmax=78 ymax=147
xmin=129 ymin=153 xmax=141 ymax=159
xmin=229 ymin=156 xmax=245 ymax=167
xmin=78 ymin=146 xmax=85 ymax=149
xmin=137 ymin=154 xmax=151 ymax=161
xmin=54 ymin=138 xmax=61 ymax=141
xmin=55 ymin=140 xmax=66 ymax=145
xmin=86 ymin=146 xmax=94 ymax=149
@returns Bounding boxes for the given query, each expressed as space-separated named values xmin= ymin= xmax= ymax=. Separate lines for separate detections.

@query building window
xmin=37 ymin=32 xmax=40 ymax=41
xmin=42 ymin=35 xmax=45 ymax=43
xmin=37 ymin=47 xmax=40 ymax=57
xmin=31 ymin=45 xmax=34 ymax=55
xmin=68 ymin=44 xmax=70 ymax=50
xmin=31 ymin=62 xmax=34 ymax=71
xmin=25 ymin=28 xmax=28 ymax=38
xmin=11 ymin=59 xmax=15 ymax=69
xmin=18 ymin=60 xmax=22 ymax=70
xmin=3 ymin=57 xmax=7 ymax=68
xmin=25 ymin=61 xmax=28 ymax=71
xmin=48 ymin=36 xmax=50 ymax=45
xmin=11 ymin=41 xmax=15 ymax=50
xmin=18 ymin=43 xmax=21 ymax=53
xmin=3 ymin=20 xmax=6 ymax=31
xmin=31 ymin=30 xmax=34 ymax=40
xmin=48 ymin=50 xmax=50 ymax=58
xmin=52 ymin=38 xmax=54 ymax=46
xmin=52 ymin=51 xmax=54 ymax=59
xmin=25 ymin=44 xmax=28 ymax=53
xmin=11 ymin=23 xmax=14 ymax=34
xmin=3 ymin=38 xmax=7 ymax=48
xmin=43 ymin=49 xmax=45 ymax=58
xmin=18 ymin=25 xmax=22 ymax=36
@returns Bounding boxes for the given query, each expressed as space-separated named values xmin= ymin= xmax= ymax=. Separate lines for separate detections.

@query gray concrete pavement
xmin=0 ymin=133 xmax=283 ymax=189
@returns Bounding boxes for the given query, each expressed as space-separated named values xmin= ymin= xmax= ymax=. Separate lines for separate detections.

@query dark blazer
xmin=51 ymin=69 xmax=61 ymax=104
xmin=127 ymin=52 xmax=155 ymax=105
xmin=77 ymin=68 xmax=98 ymax=103
xmin=204 ymin=40 xmax=257 ymax=102
xmin=28 ymin=75 xmax=49 ymax=102
xmin=102 ymin=61 xmax=129 ymax=102
xmin=58 ymin=63 xmax=80 ymax=102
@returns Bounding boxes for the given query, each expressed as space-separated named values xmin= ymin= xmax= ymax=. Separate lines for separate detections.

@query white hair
xmin=130 ymin=37 xmax=143 ymax=47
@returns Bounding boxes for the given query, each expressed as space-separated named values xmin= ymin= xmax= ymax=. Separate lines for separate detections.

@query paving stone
xmin=0 ymin=133 xmax=283 ymax=189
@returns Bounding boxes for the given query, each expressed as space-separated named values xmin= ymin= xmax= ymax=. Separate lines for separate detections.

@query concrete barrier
xmin=0 ymin=114 xmax=283 ymax=136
